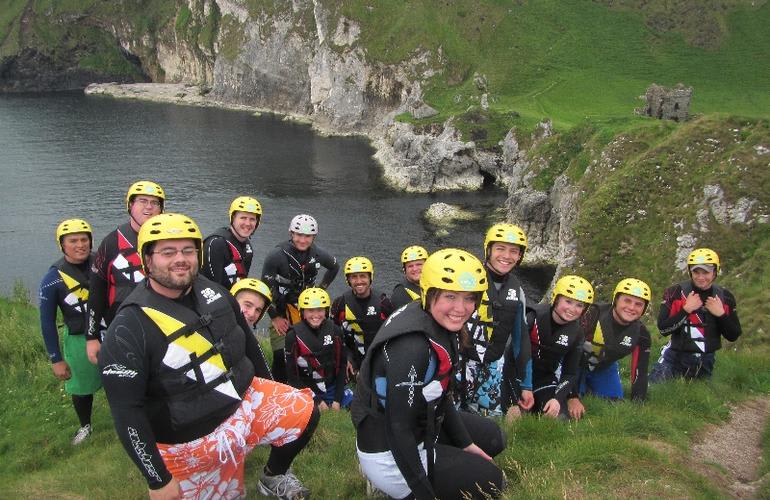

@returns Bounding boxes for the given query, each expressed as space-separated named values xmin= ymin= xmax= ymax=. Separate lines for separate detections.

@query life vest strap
xmin=166 ymin=313 xmax=214 ymax=343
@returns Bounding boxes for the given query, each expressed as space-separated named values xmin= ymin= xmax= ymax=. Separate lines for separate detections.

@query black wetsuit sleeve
xmin=630 ymin=325 xmax=651 ymax=401
xmin=382 ymin=335 xmax=436 ymax=500
xmin=330 ymin=296 xmax=345 ymax=327
xmin=380 ymin=293 xmax=396 ymax=318
xmin=516 ymin=307 xmax=533 ymax=391
xmin=39 ymin=268 xmax=64 ymax=363
xmin=260 ymin=249 xmax=284 ymax=320
xmin=555 ymin=334 xmax=583 ymax=405
xmin=315 ymin=247 xmax=339 ymax=289
xmin=331 ymin=296 xmax=356 ymax=364
xmin=717 ymin=290 xmax=742 ymax=342
xmin=98 ymin=308 xmax=173 ymax=489
xmin=87 ymin=236 xmax=112 ymax=341
xmin=284 ymin=329 xmax=306 ymax=392
xmin=656 ymin=285 xmax=688 ymax=336
xmin=200 ymin=235 xmax=229 ymax=288
xmin=334 ymin=328 xmax=346 ymax=404
xmin=483 ymin=323 xmax=509 ymax=364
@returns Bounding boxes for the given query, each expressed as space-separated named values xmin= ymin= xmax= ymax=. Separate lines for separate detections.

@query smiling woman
xmin=352 ymin=248 xmax=508 ymax=500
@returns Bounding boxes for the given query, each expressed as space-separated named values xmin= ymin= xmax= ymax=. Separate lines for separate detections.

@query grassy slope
xmin=2 ymin=293 xmax=768 ymax=499
xmin=338 ymin=0 xmax=770 ymax=142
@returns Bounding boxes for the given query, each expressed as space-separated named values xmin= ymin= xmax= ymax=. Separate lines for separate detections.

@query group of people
xmin=39 ymin=180 xmax=742 ymax=499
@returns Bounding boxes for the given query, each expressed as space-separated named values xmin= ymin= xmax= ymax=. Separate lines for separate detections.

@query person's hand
xmin=542 ymin=398 xmax=561 ymax=418
xmin=272 ymin=317 xmax=290 ymax=336
xmin=346 ymin=361 xmax=357 ymax=381
xmin=331 ymin=402 xmax=341 ymax=411
xmin=705 ymin=295 xmax=725 ymax=317
xmin=683 ymin=291 xmax=703 ymax=314
xmin=148 ymin=478 xmax=181 ymax=500
xmin=52 ymin=361 xmax=71 ymax=380
xmin=317 ymin=401 xmax=329 ymax=411
xmin=518 ymin=390 xmax=535 ymax=411
xmin=463 ymin=443 xmax=493 ymax=462
xmin=86 ymin=339 xmax=101 ymax=365
xmin=505 ymin=405 xmax=521 ymax=422
xmin=568 ymin=398 xmax=585 ymax=420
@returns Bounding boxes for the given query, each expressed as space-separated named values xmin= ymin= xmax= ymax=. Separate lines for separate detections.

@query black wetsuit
xmin=261 ymin=240 xmax=339 ymax=381
xmin=285 ymin=318 xmax=346 ymax=405
xmin=87 ymin=223 xmax=144 ymax=341
xmin=99 ymin=277 xmax=272 ymax=488
xmin=524 ymin=304 xmax=583 ymax=412
xmin=390 ymin=278 xmax=420 ymax=310
xmin=352 ymin=302 xmax=505 ymax=500
xmin=651 ymin=281 xmax=741 ymax=381
xmin=331 ymin=288 xmax=394 ymax=370
xmin=200 ymin=226 xmax=254 ymax=289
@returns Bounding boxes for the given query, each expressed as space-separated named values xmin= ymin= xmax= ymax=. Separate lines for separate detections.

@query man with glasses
xmin=86 ymin=180 xmax=165 ymax=364
xmin=99 ymin=213 xmax=317 ymax=499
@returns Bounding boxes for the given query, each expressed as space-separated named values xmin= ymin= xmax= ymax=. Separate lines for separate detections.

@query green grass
xmin=336 ymin=0 xmax=770 ymax=141
xmin=565 ymin=115 xmax=770 ymax=321
xmin=2 ymin=294 xmax=768 ymax=498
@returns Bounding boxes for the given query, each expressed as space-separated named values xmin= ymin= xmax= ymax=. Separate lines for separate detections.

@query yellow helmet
xmin=613 ymin=278 xmax=652 ymax=314
xmin=484 ymin=223 xmax=527 ymax=260
xmin=126 ymin=180 xmax=165 ymax=212
xmin=419 ymin=248 xmax=487 ymax=308
xmin=137 ymin=213 xmax=202 ymax=270
xmin=687 ymin=248 xmax=720 ymax=273
xmin=401 ymin=245 xmax=429 ymax=264
xmin=56 ymin=218 xmax=92 ymax=252
xmin=551 ymin=275 xmax=594 ymax=305
xmin=344 ymin=256 xmax=374 ymax=282
xmin=230 ymin=278 xmax=272 ymax=306
xmin=298 ymin=287 xmax=331 ymax=310
xmin=229 ymin=196 xmax=263 ymax=221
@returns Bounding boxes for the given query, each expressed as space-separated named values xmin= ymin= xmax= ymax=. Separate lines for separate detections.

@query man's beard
xmin=151 ymin=265 xmax=197 ymax=291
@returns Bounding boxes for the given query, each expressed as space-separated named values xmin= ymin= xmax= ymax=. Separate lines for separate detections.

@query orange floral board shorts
xmin=157 ymin=377 xmax=314 ymax=499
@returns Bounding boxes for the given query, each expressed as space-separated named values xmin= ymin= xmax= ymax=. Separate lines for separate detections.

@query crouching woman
xmin=352 ymin=248 xmax=506 ymax=500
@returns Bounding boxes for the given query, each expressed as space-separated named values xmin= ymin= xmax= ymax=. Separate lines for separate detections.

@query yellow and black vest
xmin=53 ymin=256 xmax=91 ymax=334
xmin=120 ymin=278 xmax=254 ymax=429
xmin=583 ymin=303 xmax=643 ymax=371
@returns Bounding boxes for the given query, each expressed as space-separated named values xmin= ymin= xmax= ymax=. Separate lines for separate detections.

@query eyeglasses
xmin=151 ymin=247 xmax=197 ymax=258
xmin=133 ymin=198 xmax=162 ymax=208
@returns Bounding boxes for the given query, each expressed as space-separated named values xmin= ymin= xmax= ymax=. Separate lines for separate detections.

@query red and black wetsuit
xmin=86 ymin=223 xmax=144 ymax=341
xmin=200 ymin=226 xmax=254 ymax=289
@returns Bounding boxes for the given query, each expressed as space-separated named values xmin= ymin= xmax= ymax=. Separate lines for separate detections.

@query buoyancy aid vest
xmin=341 ymin=289 xmax=389 ymax=358
xmin=666 ymin=281 xmax=730 ymax=353
xmin=108 ymin=223 xmax=145 ymax=309
xmin=395 ymin=279 xmax=421 ymax=301
xmin=350 ymin=302 xmax=456 ymax=487
xmin=528 ymin=303 xmax=583 ymax=374
xmin=204 ymin=227 xmax=252 ymax=286
xmin=273 ymin=240 xmax=322 ymax=306
xmin=466 ymin=270 xmax=525 ymax=363
xmin=351 ymin=302 xmax=455 ymax=425
xmin=289 ymin=319 xmax=342 ymax=395
xmin=52 ymin=256 xmax=92 ymax=334
xmin=120 ymin=277 xmax=254 ymax=429
xmin=584 ymin=303 xmax=643 ymax=372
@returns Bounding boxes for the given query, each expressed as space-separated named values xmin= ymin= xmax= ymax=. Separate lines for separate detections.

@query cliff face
xmin=507 ymin=116 xmax=770 ymax=305
xmin=0 ymin=0 xmax=496 ymax=193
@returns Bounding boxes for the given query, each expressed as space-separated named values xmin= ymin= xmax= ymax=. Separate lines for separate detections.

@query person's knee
xmin=304 ymin=405 xmax=320 ymax=437
xmin=466 ymin=463 xmax=505 ymax=499
xmin=486 ymin=424 xmax=507 ymax=457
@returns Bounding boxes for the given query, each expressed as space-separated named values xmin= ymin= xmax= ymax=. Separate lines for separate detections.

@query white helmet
xmin=289 ymin=214 xmax=318 ymax=235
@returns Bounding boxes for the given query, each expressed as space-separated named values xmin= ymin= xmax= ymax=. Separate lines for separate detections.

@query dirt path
xmin=691 ymin=396 xmax=770 ymax=498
